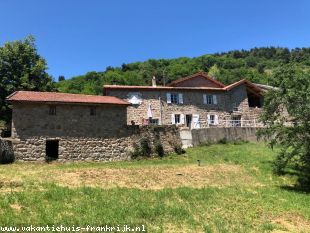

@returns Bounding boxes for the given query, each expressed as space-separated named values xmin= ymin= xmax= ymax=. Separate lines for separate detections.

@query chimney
xmin=152 ymin=76 xmax=157 ymax=87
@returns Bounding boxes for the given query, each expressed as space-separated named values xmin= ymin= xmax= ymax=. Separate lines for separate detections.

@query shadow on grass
xmin=280 ymin=185 xmax=310 ymax=194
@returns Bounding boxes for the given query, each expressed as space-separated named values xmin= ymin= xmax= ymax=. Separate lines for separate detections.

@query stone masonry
xmin=105 ymin=83 xmax=262 ymax=128
xmin=11 ymin=103 xmax=180 ymax=161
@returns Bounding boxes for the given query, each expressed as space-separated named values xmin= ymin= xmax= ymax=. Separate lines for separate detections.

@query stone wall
xmin=12 ymin=125 xmax=180 ymax=161
xmin=190 ymin=127 xmax=260 ymax=146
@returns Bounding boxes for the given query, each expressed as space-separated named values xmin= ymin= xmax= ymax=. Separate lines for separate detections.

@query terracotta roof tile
xmin=6 ymin=91 xmax=130 ymax=105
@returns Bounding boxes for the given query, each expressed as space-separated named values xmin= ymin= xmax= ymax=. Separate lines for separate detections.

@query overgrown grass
xmin=0 ymin=142 xmax=309 ymax=232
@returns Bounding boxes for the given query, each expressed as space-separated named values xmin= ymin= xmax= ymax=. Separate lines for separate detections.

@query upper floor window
xmin=203 ymin=94 xmax=218 ymax=105
xmin=167 ymin=93 xmax=183 ymax=104
xmin=49 ymin=106 xmax=56 ymax=115
xmin=90 ymin=107 xmax=96 ymax=116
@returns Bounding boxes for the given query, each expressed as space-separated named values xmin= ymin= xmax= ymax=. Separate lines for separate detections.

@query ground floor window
xmin=149 ymin=118 xmax=159 ymax=125
xmin=174 ymin=114 xmax=181 ymax=124
xmin=231 ymin=115 xmax=241 ymax=127
xmin=46 ymin=140 xmax=59 ymax=161
xmin=207 ymin=114 xmax=219 ymax=126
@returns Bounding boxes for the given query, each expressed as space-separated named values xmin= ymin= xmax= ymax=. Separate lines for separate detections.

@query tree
xmin=259 ymin=65 xmax=310 ymax=190
xmin=0 ymin=35 xmax=54 ymax=124
xmin=58 ymin=75 xmax=65 ymax=82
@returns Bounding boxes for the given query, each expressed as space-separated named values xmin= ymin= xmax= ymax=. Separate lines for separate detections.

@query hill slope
xmin=56 ymin=47 xmax=310 ymax=95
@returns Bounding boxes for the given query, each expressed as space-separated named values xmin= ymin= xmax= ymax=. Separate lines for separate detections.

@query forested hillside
xmin=56 ymin=47 xmax=310 ymax=95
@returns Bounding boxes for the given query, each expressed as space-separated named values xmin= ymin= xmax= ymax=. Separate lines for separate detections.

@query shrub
xmin=174 ymin=143 xmax=185 ymax=155
xmin=155 ymin=141 xmax=165 ymax=157
xmin=139 ymin=137 xmax=152 ymax=157
xmin=130 ymin=143 xmax=141 ymax=159
xmin=0 ymin=140 xmax=15 ymax=164
xmin=218 ymin=138 xmax=228 ymax=144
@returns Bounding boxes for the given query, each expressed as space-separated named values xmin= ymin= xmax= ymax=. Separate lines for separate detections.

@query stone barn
xmin=6 ymin=91 xmax=132 ymax=161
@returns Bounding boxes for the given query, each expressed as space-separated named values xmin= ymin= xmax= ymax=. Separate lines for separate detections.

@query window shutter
xmin=203 ymin=94 xmax=207 ymax=104
xmin=178 ymin=93 xmax=183 ymax=104
xmin=193 ymin=114 xmax=200 ymax=128
xmin=213 ymin=95 xmax=218 ymax=105
xmin=214 ymin=115 xmax=219 ymax=125
xmin=180 ymin=114 xmax=185 ymax=124
xmin=171 ymin=114 xmax=175 ymax=124
xmin=207 ymin=114 xmax=211 ymax=125
xmin=167 ymin=93 xmax=171 ymax=104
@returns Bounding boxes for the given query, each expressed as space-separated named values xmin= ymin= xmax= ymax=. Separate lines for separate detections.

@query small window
xmin=149 ymin=119 xmax=159 ymax=125
xmin=171 ymin=93 xmax=179 ymax=104
xmin=175 ymin=114 xmax=181 ymax=124
xmin=90 ymin=107 xmax=96 ymax=116
xmin=206 ymin=95 xmax=213 ymax=104
xmin=209 ymin=115 xmax=215 ymax=125
xmin=49 ymin=106 xmax=56 ymax=115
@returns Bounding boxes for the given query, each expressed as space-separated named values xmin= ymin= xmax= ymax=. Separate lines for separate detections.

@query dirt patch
xmin=48 ymin=164 xmax=258 ymax=189
xmin=271 ymin=213 xmax=310 ymax=233
xmin=10 ymin=203 xmax=23 ymax=212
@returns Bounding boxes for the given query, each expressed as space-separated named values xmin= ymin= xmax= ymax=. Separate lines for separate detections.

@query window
xmin=175 ymin=114 xmax=181 ymax=124
xmin=171 ymin=93 xmax=178 ymax=104
xmin=90 ymin=107 xmax=96 ymax=116
xmin=149 ymin=119 xmax=159 ymax=125
xmin=49 ymin=106 xmax=56 ymax=115
xmin=209 ymin=115 xmax=215 ymax=124
xmin=207 ymin=114 xmax=218 ymax=125
xmin=167 ymin=93 xmax=183 ymax=104
xmin=203 ymin=94 xmax=217 ymax=105
xmin=206 ymin=95 xmax=213 ymax=104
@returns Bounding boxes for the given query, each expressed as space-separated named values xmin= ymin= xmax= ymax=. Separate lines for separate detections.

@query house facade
xmin=104 ymin=72 xmax=263 ymax=128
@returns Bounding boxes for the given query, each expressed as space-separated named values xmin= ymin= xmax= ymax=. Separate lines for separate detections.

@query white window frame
xmin=174 ymin=114 xmax=181 ymax=124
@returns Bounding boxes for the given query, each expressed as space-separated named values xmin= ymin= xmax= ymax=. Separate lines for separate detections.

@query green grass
xmin=0 ymin=142 xmax=309 ymax=232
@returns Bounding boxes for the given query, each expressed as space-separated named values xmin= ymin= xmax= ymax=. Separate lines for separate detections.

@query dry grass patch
xmin=49 ymin=164 xmax=258 ymax=189
xmin=271 ymin=213 xmax=310 ymax=233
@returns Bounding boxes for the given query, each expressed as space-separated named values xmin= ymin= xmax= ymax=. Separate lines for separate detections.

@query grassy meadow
xmin=0 ymin=142 xmax=309 ymax=232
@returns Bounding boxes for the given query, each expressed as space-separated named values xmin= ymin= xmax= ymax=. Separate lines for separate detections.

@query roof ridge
xmin=167 ymin=72 xmax=226 ymax=88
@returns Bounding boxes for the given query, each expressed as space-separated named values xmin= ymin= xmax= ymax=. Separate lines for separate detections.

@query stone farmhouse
xmin=104 ymin=72 xmax=264 ymax=128
xmin=5 ymin=72 xmax=265 ymax=161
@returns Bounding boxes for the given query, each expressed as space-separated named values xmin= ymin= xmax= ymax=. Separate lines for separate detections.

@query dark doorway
xmin=46 ymin=140 xmax=59 ymax=160
xmin=186 ymin=114 xmax=192 ymax=128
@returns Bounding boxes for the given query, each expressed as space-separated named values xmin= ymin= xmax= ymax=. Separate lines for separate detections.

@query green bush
xmin=174 ymin=143 xmax=185 ymax=155
xmin=130 ymin=143 xmax=141 ymax=159
xmin=0 ymin=140 xmax=15 ymax=164
xmin=139 ymin=137 xmax=152 ymax=157
xmin=218 ymin=138 xmax=228 ymax=144
xmin=155 ymin=141 xmax=165 ymax=157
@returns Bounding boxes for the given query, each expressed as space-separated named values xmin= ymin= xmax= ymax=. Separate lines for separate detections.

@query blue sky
xmin=0 ymin=0 xmax=309 ymax=79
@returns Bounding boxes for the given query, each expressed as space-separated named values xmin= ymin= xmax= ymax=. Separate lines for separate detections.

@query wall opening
xmin=46 ymin=140 xmax=59 ymax=160
xmin=247 ymin=92 xmax=262 ymax=108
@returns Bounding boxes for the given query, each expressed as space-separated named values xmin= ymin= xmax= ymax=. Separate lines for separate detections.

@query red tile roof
xmin=6 ymin=91 xmax=130 ymax=105
xmin=224 ymin=79 xmax=263 ymax=93
xmin=167 ymin=72 xmax=226 ymax=88
xmin=104 ymin=85 xmax=224 ymax=91
xmin=104 ymin=79 xmax=263 ymax=97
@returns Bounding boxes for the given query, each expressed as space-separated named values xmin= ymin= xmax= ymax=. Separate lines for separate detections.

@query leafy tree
xmin=259 ymin=65 xmax=310 ymax=190
xmin=0 ymin=35 xmax=54 ymax=124
xmin=58 ymin=75 xmax=65 ymax=82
